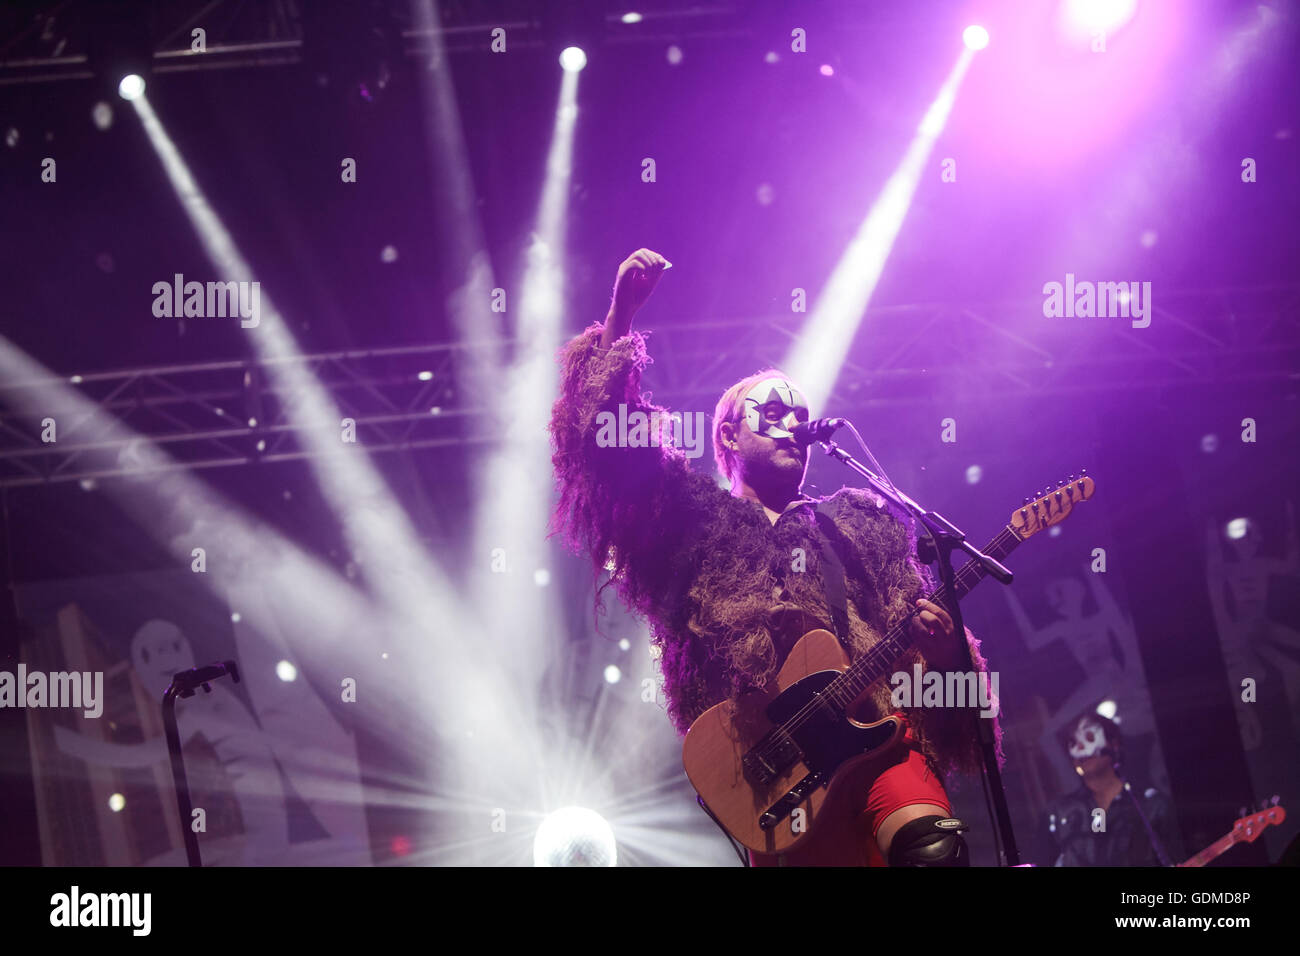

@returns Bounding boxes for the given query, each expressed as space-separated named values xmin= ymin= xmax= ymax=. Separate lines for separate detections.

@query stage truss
xmin=1 ymin=286 xmax=1296 ymax=488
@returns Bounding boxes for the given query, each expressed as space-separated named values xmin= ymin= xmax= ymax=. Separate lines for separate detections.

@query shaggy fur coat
xmin=549 ymin=323 xmax=1000 ymax=780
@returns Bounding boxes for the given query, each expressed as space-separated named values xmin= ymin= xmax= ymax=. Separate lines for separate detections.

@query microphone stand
xmin=1116 ymin=770 xmax=1173 ymax=866
xmin=162 ymin=660 xmax=241 ymax=867
xmin=814 ymin=436 xmax=1022 ymax=866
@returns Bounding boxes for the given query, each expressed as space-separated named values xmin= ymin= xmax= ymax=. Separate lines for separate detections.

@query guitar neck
xmin=1178 ymin=806 xmax=1286 ymax=867
xmin=830 ymin=524 xmax=1024 ymax=707
xmin=1180 ymin=833 xmax=1236 ymax=869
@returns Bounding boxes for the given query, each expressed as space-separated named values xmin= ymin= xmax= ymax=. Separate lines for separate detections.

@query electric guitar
xmin=1178 ymin=800 xmax=1285 ymax=867
xmin=682 ymin=475 xmax=1096 ymax=854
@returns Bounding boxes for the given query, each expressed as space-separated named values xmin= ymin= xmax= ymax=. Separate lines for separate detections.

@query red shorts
xmin=748 ymin=718 xmax=950 ymax=867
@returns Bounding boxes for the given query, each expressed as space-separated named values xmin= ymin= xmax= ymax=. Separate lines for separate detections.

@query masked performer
xmin=550 ymin=249 xmax=999 ymax=866
xmin=1044 ymin=713 xmax=1183 ymax=866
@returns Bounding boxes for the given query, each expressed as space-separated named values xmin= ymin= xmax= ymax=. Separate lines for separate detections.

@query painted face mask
xmin=742 ymin=377 xmax=809 ymax=441
xmin=1068 ymin=719 xmax=1108 ymax=760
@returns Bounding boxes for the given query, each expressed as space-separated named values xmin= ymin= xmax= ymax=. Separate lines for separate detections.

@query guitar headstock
xmin=1009 ymin=472 xmax=1096 ymax=539
xmin=1229 ymin=801 xmax=1286 ymax=845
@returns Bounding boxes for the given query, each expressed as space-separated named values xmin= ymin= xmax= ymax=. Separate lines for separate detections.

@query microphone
xmin=791 ymin=417 xmax=847 ymax=445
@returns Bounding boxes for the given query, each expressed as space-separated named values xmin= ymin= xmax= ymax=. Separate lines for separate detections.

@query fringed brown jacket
xmin=550 ymin=323 xmax=1000 ymax=780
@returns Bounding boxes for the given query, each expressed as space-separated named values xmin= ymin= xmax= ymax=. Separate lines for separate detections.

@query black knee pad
xmin=888 ymin=816 xmax=970 ymax=867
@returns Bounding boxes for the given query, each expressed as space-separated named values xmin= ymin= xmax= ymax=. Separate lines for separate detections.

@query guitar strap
xmin=813 ymin=503 xmax=851 ymax=644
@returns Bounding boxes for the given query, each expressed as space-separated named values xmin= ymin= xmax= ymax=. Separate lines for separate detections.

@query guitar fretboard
xmin=821 ymin=524 xmax=1023 ymax=711
xmin=1181 ymin=834 xmax=1236 ymax=869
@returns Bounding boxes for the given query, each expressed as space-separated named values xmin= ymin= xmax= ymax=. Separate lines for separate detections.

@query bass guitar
xmin=1178 ymin=800 xmax=1285 ymax=867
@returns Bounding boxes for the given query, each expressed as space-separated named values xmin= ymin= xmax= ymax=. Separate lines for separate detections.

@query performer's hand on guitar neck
xmin=911 ymin=598 xmax=959 ymax=669
xmin=602 ymin=248 xmax=671 ymax=348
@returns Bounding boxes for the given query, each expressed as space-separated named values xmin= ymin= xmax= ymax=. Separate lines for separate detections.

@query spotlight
xmin=965 ymin=464 xmax=983 ymax=485
xmin=533 ymin=807 xmax=617 ymax=866
xmin=1061 ymin=0 xmax=1137 ymax=38
xmin=118 ymin=73 xmax=146 ymax=100
xmin=962 ymin=25 xmax=990 ymax=50
xmin=620 ymin=12 xmax=643 ymax=24
xmin=276 ymin=660 xmax=298 ymax=682
xmin=108 ymin=793 xmax=126 ymax=812
xmin=604 ymin=665 xmax=621 ymax=684
xmin=1226 ymin=518 xmax=1249 ymax=540
xmin=559 ymin=47 xmax=587 ymax=72
xmin=1096 ymin=699 xmax=1117 ymax=720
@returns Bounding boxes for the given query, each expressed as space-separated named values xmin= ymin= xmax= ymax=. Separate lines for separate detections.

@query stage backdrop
xmin=16 ymin=568 xmax=371 ymax=866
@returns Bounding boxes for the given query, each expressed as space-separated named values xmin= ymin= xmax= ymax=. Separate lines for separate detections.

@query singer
xmin=550 ymin=249 xmax=999 ymax=866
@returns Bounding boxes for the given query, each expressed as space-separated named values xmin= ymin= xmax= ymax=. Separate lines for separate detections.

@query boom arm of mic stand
xmin=818 ymin=441 xmax=1013 ymax=584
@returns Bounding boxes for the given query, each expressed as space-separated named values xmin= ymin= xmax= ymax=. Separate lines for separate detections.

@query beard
xmin=742 ymin=443 xmax=807 ymax=489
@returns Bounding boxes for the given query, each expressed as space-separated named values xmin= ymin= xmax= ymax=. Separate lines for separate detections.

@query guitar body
xmin=682 ymin=629 xmax=906 ymax=855
xmin=681 ymin=475 xmax=1097 ymax=854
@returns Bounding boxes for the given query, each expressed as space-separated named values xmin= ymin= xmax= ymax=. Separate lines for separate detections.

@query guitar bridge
xmin=742 ymin=729 xmax=802 ymax=787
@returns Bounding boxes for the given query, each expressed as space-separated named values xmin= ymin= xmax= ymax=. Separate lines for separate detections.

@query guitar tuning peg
xmin=1069 ymin=474 xmax=1076 ymax=481
xmin=1239 ymin=805 xmax=1248 ymax=818
xmin=1080 ymin=467 xmax=1088 ymax=475
xmin=1272 ymin=794 xmax=1281 ymax=806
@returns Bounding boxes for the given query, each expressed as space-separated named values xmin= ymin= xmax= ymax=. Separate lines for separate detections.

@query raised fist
xmin=611 ymin=248 xmax=671 ymax=317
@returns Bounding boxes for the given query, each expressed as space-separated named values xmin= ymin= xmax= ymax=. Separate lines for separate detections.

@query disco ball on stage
xmin=533 ymin=807 xmax=617 ymax=867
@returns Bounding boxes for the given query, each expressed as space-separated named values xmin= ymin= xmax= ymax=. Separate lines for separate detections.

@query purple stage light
xmin=1062 ymin=0 xmax=1138 ymax=39
xmin=559 ymin=46 xmax=587 ymax=72
xmin=118 ymin=73 xmax=145 ymax=101
xmin=963 ymin=25 xmax=990 ymax=50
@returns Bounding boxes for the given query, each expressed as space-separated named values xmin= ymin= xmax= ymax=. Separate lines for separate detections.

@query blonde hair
xmin=712 ymin=368 xmax=798 ymax=483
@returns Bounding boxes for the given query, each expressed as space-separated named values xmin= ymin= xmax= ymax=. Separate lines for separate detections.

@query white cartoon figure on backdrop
xmin=53 ymin=619 xmax=291 ymax=865
xmin=1205 ymin=505 xmax=1300 ymax=748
